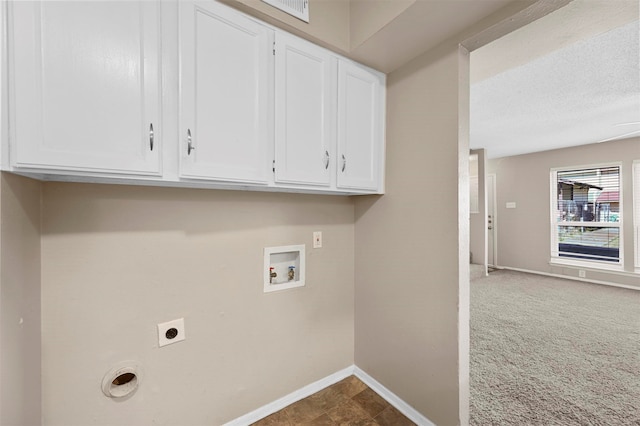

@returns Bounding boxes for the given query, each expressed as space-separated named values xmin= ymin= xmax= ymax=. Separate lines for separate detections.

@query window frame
xmin=549 ymin=162 xmax=624 ymax=271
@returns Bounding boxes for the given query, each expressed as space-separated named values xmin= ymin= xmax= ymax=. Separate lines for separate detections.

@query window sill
xmin=549 ymin=257 xmax=624 ymax=273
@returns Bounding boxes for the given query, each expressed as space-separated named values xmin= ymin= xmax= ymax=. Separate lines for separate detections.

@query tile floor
xmin=251 ymin=376 xmax=416 ymax=426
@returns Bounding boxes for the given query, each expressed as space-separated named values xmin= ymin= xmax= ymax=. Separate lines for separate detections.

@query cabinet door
xmin=179 ymin=1 xmax=272 ymax=184
xmin=337 ymin=60 xmax=384 ymax=191
xmin=9 ymin=1 xmax=161 ymax=175
xmin=274 ymin=32 xmax=334 ymax=187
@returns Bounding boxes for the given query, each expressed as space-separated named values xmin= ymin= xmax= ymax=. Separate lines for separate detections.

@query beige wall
xmin=487 ymin=137 xmax=640 ymax=288
xmin=0 ymin=173 xmax=42 ymax=426
xmin=41 ymin=183 xmax=355 ymax=425
xmin=350 ymin=1 xmax=556 ymax=422
xmin=354 ymin=41 xmax=468 ymax=425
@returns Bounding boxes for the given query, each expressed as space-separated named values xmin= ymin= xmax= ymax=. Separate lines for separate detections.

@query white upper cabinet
xmin=274 ymin=32 xmax=335 ymax=187
xmin=179 ymin=1 xmax=272 ymax=184
xmin=8 ymin=1 xmax=161 ymax=175
xmin=337 ymin=60 xmax=385 ymax=191
xmin=4 ymin=0 xmax=385 ymax=194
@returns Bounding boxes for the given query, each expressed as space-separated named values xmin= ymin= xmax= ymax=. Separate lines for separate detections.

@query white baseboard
xmin=223 ymin=366 xmax=355 ymax=426
xmin=353 ymin=366 xmax=436 ymax=426
xmin=501 ymin=266 xmax=640 ymax=291
xmin=224 ymin=365 xmax=435 ymax=426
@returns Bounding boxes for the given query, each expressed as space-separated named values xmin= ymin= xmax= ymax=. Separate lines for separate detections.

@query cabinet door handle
xmin=149 ymin=123 xmax=154 ymax=151
xmin=324 ymin=150 xmax=330 ymax=169
xmin=187 ymin=129 xmax=195 ymax=155
xmin=341 ymin=154 xmax=346 ymax=172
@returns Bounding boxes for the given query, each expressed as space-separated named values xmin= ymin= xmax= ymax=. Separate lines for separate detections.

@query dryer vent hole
xmin=112 ymin=372 xmax=136 ymax=386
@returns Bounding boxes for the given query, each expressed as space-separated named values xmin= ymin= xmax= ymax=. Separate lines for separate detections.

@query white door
xmin=336 ymin=60 xmax=383 ymax=191
xmin=274 ymin=32 xmax=334 ymax=187
xmin=10 ymin=1 xmax=161 ymax=175
xmin=179 ymin=1 xmax=272 ymax=184
xmin=487 ymin=174 xmax=496 ymax=266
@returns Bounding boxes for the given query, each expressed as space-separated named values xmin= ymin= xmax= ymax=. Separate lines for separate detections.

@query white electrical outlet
xmin=158 ymin=318 xmax=185 ymax=347
xmin=313 ymin=231 xmax=322 ymax=248
xmin=578 ymin=270 xmax=586 ymax=278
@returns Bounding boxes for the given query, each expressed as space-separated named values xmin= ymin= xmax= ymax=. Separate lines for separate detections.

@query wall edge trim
xmin=353 ymin=366 xmax=436 ymax=426
xmin=223 ymin=366 xmax=355 ymax=426
xmin=501 ymin=266 xmax=640 ymax=291
xmin=224 ymin=365 xmax=437 ymax=426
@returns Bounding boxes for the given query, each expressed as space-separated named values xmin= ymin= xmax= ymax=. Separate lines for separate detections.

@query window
xmin=634 ymin=161 xmax=640 ymax=270
xmin=551 ymin=164 xmax=622 ymax=266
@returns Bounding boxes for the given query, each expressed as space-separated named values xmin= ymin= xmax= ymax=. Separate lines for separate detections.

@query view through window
xmin=552 ymin=165 xmax=621 ymax=264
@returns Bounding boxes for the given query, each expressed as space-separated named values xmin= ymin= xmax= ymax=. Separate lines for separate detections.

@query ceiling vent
xmin=261 ymin=0 xmax=309 ymax=23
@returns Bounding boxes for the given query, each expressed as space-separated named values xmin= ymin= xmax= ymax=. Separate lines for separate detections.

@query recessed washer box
xmin=264 ymin=244 xmax=305 ymax=293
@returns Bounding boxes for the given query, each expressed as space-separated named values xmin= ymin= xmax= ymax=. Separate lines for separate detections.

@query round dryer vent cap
xmin=101 ymin=362 xmax=143 ymax=398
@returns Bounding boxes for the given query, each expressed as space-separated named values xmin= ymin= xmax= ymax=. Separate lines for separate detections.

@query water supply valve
xmin=288 ymin=266 xmax=295 ymax=281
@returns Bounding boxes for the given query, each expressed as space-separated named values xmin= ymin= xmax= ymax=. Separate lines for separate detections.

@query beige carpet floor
xmin=470 ymin=268 xmax=640 ymax=425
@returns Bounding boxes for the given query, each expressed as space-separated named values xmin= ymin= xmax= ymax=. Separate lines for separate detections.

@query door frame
xmin=487 ymin=173 xmax=498 ymax=268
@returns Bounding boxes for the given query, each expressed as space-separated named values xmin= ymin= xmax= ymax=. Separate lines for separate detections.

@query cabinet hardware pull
xmin=149 ymin=123 xmax=154 ymax=151
xmin=341 ymin=154 xmax=346 ymax=172
xmin=324 ymin=150 xmax=330 ymax=169
xmin=187 ymin=129 xmax=195 ymax=155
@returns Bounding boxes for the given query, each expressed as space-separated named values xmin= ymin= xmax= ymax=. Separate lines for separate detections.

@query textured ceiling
xmin=470 ymin=4 xmax=640 ymax=159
